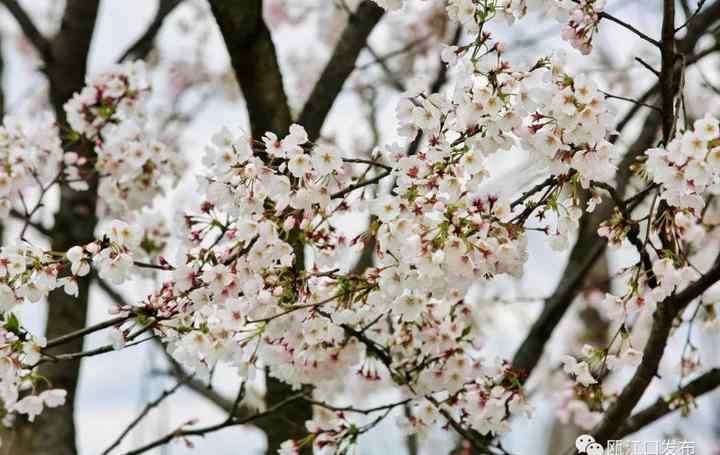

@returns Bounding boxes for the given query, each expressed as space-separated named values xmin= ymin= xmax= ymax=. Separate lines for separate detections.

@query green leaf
xmin=4 ymin=312 xmax=20 ymax=333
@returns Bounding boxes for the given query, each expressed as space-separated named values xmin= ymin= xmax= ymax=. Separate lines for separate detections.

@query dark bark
xmin=298 ymin=1 xmax=384 ymax=141
xmin=659 ymin=0 xmax=678 ymax=143
xmin=616 ymin=368 xmax=720 ymax=438
xmin=118 ymin=0 xmax=183 ymax=63
xmin=46 ymin=1 xmax=100 ymax=122
xmin=208 ymin=2 xmax=386 ymax=452
xmin=572 ymin=3 xmax=720 ymax=448
xmin=511 ymin=0 xmax=720 ymax=382
xmin=4 ymin=2 xmax=100 ymax=455
xmin=208 ymin=0 xmax=292 ymax=137
xmin=581 ymin=260 xmax=720 ymax=450
xmin=547 ymin=254 xmax=611 ymax=454
xmin=512 ymin=110 xmax=661 ymax=377
xmin=0 ymin=0 xmax=52 ymax=63
xmin=208 ymin=3 xmax=310 ymax=451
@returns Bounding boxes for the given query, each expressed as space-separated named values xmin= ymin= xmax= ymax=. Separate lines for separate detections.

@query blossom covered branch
xmin=2 ymin=0 xmax=720 ymax=453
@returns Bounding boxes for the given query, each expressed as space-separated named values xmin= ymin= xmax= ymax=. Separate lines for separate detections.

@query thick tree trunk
xmin=512 ymin=109 xmax=661 ymax=379
xmin=2 ymin=2 xmax=100 ymax=454
xmin=208 ymin=0 xmax=292 ymax=137
xmin=208 ymin=3 xmax=311 ymax=451
xmin=208 ymin=2 xmax=384 ymax=451
xmin=543 ymin=111 xmax=662 ymax=453
xmin=11 ymin=173 xmax=98 ymax=455
xmin=547 ymin=254 xmax=610 ymax=454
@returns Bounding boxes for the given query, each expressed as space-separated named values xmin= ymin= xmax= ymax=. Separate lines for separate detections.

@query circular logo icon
xmin=576 ymin=434 xmax=598 ymax=453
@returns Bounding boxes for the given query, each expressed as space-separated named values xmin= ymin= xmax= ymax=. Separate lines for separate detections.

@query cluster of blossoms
xmin=278 ymin=407 xmax=388 ymax=454
xmin=0 ymin=114 xmax=70 ymax=218
xmin=556 ymin=0 xmax=605 ymax=54
xmin=601 ymin=258 xmax=699 ymax=320
xmin=379 ymin=0 xmax=605 ymax=54
xmin=597 ymin=113 xmax=720 ymax=322
xmin=398 ymin=26 xmax=616 ymax=250
xmin=116 ymin=1 xmax=626 ymax=439
xmin=0 ymin=244 xmax=74 ymax=310
xmin=69 ymin=220 xmax=145 ymax=286
xmin=0 ymin=317 xmax=66 ymax=425
xmin=560 ymin=352 xmax=597 ymax=387
xmin=555 ymin=342 xmax=643 ymax=429
xmin=64 ymin=61 xmax=185 ymax=215
xmin=400 ymin=360 xmax=531 ymax=435
xmin=0 ymin=62 xmax=180 ymax=226
xmin=645 ymin=114 xmax=720 ymax=212
xmin=561 ymin=343 xmax=642 ymax=388
xmin=0 ymin=220 xmax=144 ymax=314
xmin=1 ymin=0 xmax=624 ymax=447
xmin=522 ymin=72 xmax=617 ymax=187
xmin=71 ymin=112 xmax=537 ymax=447
xmin=0 ymin=219 xmax=148 ymax=422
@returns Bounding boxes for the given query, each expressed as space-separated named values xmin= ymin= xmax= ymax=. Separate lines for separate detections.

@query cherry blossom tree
xmin=0 ymin=0 xmax=720 ymax=454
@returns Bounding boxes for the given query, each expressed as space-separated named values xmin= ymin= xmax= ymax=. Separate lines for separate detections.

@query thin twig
xmin=120 ymin=392 xmax=304 ymax=455
xmin=634 ymin=56 xmax=661 ymax=77
xmin=102 ymin=379 xmax=188 ymax=454
xmin=45 ymin=315 xmax=131 ymax=349
xmin=0 ymin=0 xmax=53 ymax=62
xmin=600 ymin=90 xmax=662 ymax=112
xmin=331 ymin=169 xmax=392 ymax=199
xmin=599 ymin=11 xmax=660 ymax=47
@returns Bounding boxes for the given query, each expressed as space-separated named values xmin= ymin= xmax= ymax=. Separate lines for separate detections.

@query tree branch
xmin=577 ymin=260 xmax=720 ymax=450
xmin=44 ymin=314 xmax=130 ymax=350
xmin=9 ymin=208 xmax=50 ymax=236
xmin=102 ymin=378 xmax=187 ymax=455
xmin=678 ymin=0 xmax=720 ymax=54
xmin=568 ymin=15 xmax=708 ymax=447
xmin=120 ymin=392 xmax=304 ymax=455
xmin=208 ymin=0 xmax=291 ymax=136
xmin=600 ymin=90 xmax=661 ymax=112
xmin=599 ymin=11 xmax=660 ymax=47
xmin=616 ymin=368 xmax=720 ymax=438
xmin=0 ymin=0 xmax=52 ymax=63
xmin=509 ymin=24 xmax=720 ymax=383
xmin=511 ymin=109 xmax=660 ymax=377
xmin=10 ymin=2 xmax=103 ymax=454
xmin=117 ymin=0 xmax=183 ymax=63
xmin=659 ymin=0 xmax=678 ymax=143
xmin=297 ymin=1 xmax=384 ymax=141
